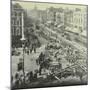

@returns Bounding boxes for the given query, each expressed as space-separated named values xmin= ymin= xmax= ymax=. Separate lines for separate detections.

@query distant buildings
xmin=55 ymin=11 xmax=64 ymax=25
xmin=73 ymin=9 xmax=87 ymax=33
xmin=29 ymin=6 xmax=87 ymax=35
xmin=64 ymin=8 xmax=87 ymax=34
xmin=27 ymin=6 xmax=64 ymax=26
xmin=11 ymin=3 xmax=87 ymax=48
xmin=46 ymin=7 xmax=56 ymax=22
xmin=64 ymin=9 xmax=73 ymax=27
xmin=46 ymin=7 xmax=64 ymax=25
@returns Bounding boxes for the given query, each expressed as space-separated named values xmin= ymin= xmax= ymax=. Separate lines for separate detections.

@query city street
xmin=11 ymin=23 xmax=87 ymax=88
xmin=11 ymin=23 xmax=87 ymax=80
xmin=11 ymin=1 xmax=87 ymax=89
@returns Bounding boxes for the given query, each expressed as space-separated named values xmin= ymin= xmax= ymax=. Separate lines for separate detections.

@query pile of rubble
xmin=41 ymin=39 xmax=87 ymax=79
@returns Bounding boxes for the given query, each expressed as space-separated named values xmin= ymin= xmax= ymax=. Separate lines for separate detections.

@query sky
xmin=12 ymin=0 xmax=87 ymax=11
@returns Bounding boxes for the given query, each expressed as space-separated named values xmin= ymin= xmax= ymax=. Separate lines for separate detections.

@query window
xmin=19 ymin=12 xmax=21 ymax=16
xmin=14 ymin=11 xmax=17 ymax=16
xmin=16 ymin=27 xmax=20 ymax=36
xmin=11 ymin=26 xmax=14 ymax=35
xmin=11 ymin=19 xmax=14 ymax=25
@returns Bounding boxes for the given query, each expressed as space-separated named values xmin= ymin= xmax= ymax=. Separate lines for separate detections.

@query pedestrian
xmin=33 ymin=70 xmax=38 ymax=81
xmin=27 ymin=49 xmax=29 ymax=55
xmin=25 ymin=72 xmax=30 ymax=83
xmin=38 ymin=52 xmax=45 ymax=65
xmin=11 ymin=75 xmax=13 ymax=84
xmin=36 ymin=58 xmax=39 ymax=65
xmin=29 ymin=44 xmax=32 ymax=53
xmin=11 ymin=75 xmax=14 ymax=88
xmin=33 ymin=43 xmax=36 ymax=53
xmin=17 ymin=58 xmax=23 ymax=72
xmin=39 ymin=64 xmax=43 ymax=75
xmin=29 ymin=71 xmax=34 ymax=82
xmin=14 ymin=73 xmax=20 ymax=88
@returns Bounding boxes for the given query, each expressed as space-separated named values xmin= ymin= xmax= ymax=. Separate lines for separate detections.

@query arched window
xmin=16 ymin=27 xmax=20 ymax=36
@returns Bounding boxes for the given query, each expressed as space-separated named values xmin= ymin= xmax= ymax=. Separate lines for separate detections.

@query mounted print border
xmin=11 ymin=0 xmax=88 ymax=89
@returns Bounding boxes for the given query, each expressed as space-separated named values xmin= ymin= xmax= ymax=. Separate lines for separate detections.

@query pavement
xmin=11 ymin=45 xmax=46 ymax=76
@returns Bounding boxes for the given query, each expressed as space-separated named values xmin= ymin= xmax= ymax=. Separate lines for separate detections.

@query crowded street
xmin=11 ymin=1 xmax=87 ymax=89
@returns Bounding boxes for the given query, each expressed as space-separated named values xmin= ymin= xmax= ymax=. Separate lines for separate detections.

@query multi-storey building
xmin=37 ymin=10 xmax=47 ymax=23
xmin=46 ymin=7 xmax=64 ymax=27
xmin=73 ymin=9 xmax=87 ymax=33
xmin=55 ymin=8 xmax=64 ymax=27
xmin=46 ymin=7 xmax=56 ymax=23
xmin=11 ymin=3 xmax=24 ymax=47
xmin=64 ymin=9 xmax=73 ymax=27
xmin=64 ymin=8 xmax=87 ymax=34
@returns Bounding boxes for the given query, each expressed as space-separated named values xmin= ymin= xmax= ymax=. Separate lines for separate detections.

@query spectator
xmin=39 ymin=64 xmax=43 ymax=75
xmin=17 ymin=58 xmax=23 ymax=72
xmin=29 ymin=71 xmax=34 ymax=82
xmin=11 ymin=76 xmax=13 ymax=84
xmin=38 ymin=52 xmax=45 ymax=65
xmin=14 ymin=73 xmax=20 ymax=88
xmin=32 ymin=43 xmax=36 ymax=53
xmin=33 ymin=70 xmax=38 ymax=81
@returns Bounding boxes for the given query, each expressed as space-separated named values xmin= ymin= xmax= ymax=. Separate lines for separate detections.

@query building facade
xmin=64 ymin=8 xmax=87 ymax=34
xmin=64 ymin=9 xmax=73 ymax=27
xmin=11 ymin=3 xmax=24 ymax=47
xmin=73 ymin=9 xmax=87 ymax=33
xmin=46 ymin=7 xmax=64 ymax=29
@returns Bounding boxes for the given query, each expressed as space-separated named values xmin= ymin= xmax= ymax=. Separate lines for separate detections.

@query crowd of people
xmin=11 ymin=68 xmax=39 ymax=89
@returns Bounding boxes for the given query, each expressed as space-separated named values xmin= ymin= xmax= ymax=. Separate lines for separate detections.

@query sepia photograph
xmin=11 ymin=0 xmax=88 ymax=89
